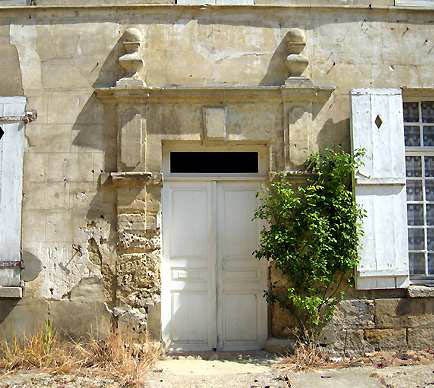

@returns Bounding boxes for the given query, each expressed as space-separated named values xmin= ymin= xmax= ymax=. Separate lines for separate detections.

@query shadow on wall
xmin=71 ymin=29 xmax=124 ymax=156
xmin=317 ymin=117 xmax=351 ymax=152
xmin=0 ymin=29 xmax=23 ymax=96
xmin=259 ymin=34 xmax=290 ymax=86
xmin=315 ymin=94 xmax=351 ymax=153
xmin=21 ymin=251 xmax=42 ymax=282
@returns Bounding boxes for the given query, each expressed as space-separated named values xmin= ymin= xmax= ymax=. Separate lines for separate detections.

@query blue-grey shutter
xmin=351 ymin=89 xmax=409 ymax=289
xmin=0 ymin=96 xmax=26 ymax=291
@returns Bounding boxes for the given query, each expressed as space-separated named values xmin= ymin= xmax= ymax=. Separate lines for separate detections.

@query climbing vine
xmin=254 ymin=148 xmax=365 ymax=342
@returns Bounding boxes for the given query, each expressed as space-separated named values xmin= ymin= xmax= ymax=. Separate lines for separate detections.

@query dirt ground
xmin=145 ymin=352 xmax=434 ymax=388
xmin=1 ymin=351 xmax=434 ymax=387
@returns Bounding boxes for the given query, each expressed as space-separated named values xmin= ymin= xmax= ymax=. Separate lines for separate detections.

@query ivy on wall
xmin=254 ymin=148 xmax=365 ymax=341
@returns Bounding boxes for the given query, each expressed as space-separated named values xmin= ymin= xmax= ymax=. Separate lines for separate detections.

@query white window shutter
xmin=351 ymin=89 xmax=409 ymax=290
xmin=0 ymin=96 xmax=26 ymax=288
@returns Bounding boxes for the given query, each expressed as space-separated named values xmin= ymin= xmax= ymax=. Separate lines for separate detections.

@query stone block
xmin=408 ymin=286 xmax=434 ymax=298
xmin=47 ymin=93 xmax=102 ymax=125
xmin=46 ymin=210 xmax=73 ymax=243
xmin=203 ymin=107 xmax=226 ymax=140
xmin=375 ymin=298 xmax=408 ymax=328
xmin=332 ymin=299 xmax=375 ymax=329
xmin=0 ymin=286 xmax=22 ymax=298
xmin=26 ymin=124 xmax=72 ymax=153
xmin=65 ymin=152 xmax=95 ymax=183
xmin=286 ymin=103 xmax=312 ymax=168
xmin=44 ymin=152 xmax=97 ymax=184
xmin=407 ymin=328 xmax=434 ymax=349
xmin=24 ymin=152 xmax=48 ymax=183
xmin=22 ymin=209 xmax=46 ymax=243
xmin=329 ymin=329 xmax=374 ymax=356
xmin=69 ymin=182 xmax=98 ymax=211
xmin=147 ymin=302 xmax=161 ymax=340
xmin=364 ymin=328 xmax=407 ymax=349
xmin=264 ymin=337 xmax=296 ymax=354
xmin=71 ymin=124 xmax=106 ymax=153
xmin=0 ymin=297 xmax=49 ymax=339
xmin=49 ymin=300 xmax=111 ymax=340
xmin=270 ymin=304 xmax=296 ymax=338
xmin=118 ymin=213 xmax=147 ymax=232
xmin=375 ymin=298 xmax=434 ymax=328
xmin=119 ymin=111 xmax=145 ymax=170
xmin=23 ymin=182 xmax=70 ymax=210
xmin=26 ymin=94 xmax=48 ymax=125
xmin=42 ymin=58 xmax=90 ymax=90
xmin=68 ymin=276 xmax=106 ymax=303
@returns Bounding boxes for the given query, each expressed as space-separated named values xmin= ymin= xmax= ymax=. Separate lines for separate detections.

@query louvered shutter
xmin=351 ymin=89 xmax=409 ymax=289
xmin=0 ymin=97 xmax=26 ymax=290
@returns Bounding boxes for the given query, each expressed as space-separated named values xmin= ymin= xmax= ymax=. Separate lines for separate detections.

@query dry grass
xmin=279 ymin=341 xmax=434 ymax=372
xmin=279 ymin=342 xmax=334 ymax=371
xmin=0 ymin=320 xmax=161 ymax=387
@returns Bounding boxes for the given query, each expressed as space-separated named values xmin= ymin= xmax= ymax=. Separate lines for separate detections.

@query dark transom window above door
xmin=170 ymin=152 xmax=258 ymax=174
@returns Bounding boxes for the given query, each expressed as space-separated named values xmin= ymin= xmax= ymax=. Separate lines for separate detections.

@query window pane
xmin=405 ymin=126 xmax=420 ymax=146
xmin=409 ymin=253 xmax=426 ymax=275
xmin=427 ymin=204 xmax=434 ymax=225
xmin=426 ymin=180 xmax=434 ymax=202
xmin=407 ymin=180 xmax=423 ymax=201
xmin=428 ymin=229 xmax=434 ymax=250
xmin=425 ymin=156 xmax=434 ymax=177
xmin=406 ymin=156 xmax=422 ymax=177
xmin=408 ymin=228 xmax=425 ymax=250
xmin=404 ymin=102 xmax=419 ymax=122
xmin=423 ymin=126 xmax=434 ymax=146
xmin=428 ymin=254 xmax=434 ymax=275
xmin=408 ymin=204 xmax=424 ymax=225
xmin=422 ymin=101 xmax=434 ymax=123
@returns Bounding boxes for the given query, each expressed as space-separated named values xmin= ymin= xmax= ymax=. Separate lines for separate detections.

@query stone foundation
xmin=271 ymin=294 xmax=434 ymax=355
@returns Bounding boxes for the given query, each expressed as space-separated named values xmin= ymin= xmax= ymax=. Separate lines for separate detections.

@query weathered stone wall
xmin=0 ymin=5 xmax=432 ymax=351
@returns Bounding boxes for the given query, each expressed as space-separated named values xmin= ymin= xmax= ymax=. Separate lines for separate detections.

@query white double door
xmin=162 ymin=180 xmax=268 ymax=351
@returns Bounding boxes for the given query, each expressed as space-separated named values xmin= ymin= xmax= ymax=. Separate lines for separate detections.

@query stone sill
xmin=407 ymin=285 xmax=434 ymax=298
xmin=0 ymin=286 xmax=23 ymax=299
xmin=0 ymin=4 xmax=433 ymax=12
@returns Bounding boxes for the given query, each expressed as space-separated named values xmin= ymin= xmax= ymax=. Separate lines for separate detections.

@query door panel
xmin=217 ymin=182 xmax=268 ymax=351
xmin=162 ymin=182 xmax=217 ymax=351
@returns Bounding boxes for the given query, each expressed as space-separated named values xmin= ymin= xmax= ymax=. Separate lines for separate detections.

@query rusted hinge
xmin=0 ymin=260 xmax=22 ymax=269
xmin=0 ymin=110 xmax=37 ymax=124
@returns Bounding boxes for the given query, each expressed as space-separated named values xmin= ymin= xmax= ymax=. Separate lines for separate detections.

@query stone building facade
xmin=0 ymin=0 xmax=433 ymax=354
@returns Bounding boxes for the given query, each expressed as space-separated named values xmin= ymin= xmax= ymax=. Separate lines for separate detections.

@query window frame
xmin=404 ymin=98 xmax=434 ymax=285
xmin=395 ymin=0 xmax=434 ymax=9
